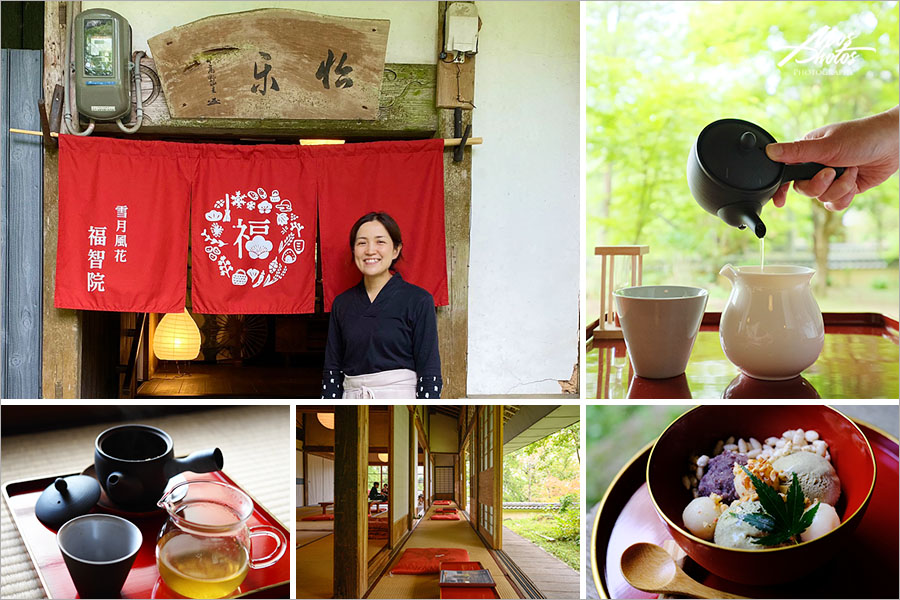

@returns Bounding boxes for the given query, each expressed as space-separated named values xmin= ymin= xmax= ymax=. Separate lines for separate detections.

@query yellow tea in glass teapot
xmin=156 ymin=481 xmax=286 ymax=599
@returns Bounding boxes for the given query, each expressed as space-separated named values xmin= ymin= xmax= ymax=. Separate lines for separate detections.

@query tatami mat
xmin=296 ymin=535 xmax=334 ymax=599
xmin=1 ymin=406 xmax=291 ymax=600
xmin=367 ymin=504 xmax=520 ymax=599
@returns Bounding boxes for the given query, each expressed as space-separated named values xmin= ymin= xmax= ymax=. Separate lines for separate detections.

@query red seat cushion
xmin=301 ymin=514 xmax=334 ymax=521
xmin=390 ymin=548 xmax=470 ymax=574
xmin=434 ymin=500 xmax=451 ymax=505
xmin=430 ymin=514 xmax=461 ymax=520
xmin=437 ymin=508 xmax=457 ymax=513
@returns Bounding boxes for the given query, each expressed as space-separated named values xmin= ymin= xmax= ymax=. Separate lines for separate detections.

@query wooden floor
xmin=136 ymin=363 xmax=321 ymax=397
xmin=501 ymin=527 xmax=580 ymax=599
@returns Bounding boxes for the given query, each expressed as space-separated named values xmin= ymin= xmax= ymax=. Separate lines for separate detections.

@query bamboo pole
xmin=8 ymin=128 xmax=483 ymax=147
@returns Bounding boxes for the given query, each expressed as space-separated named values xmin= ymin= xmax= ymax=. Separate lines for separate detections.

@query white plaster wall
xmin=392 ymin=407 xmax=409 ymax=520
xmin=84 ymin=1 xmax=581 ymax=396
xmin=467 ymin=2 xmax=580 ymax=395
xmin=306 ymin=453 xmax=335 ymax=505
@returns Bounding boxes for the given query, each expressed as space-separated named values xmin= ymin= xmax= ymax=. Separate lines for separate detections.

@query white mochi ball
xmin=682 ymin=496 xmax=719 ymax=540
xmin=800 ymin=502 xmax=840 ymax=543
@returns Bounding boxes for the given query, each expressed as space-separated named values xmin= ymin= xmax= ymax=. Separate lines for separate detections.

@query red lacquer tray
xmin=591 ymin=421 xmax=900 ymax=599
xmin=589 ymin=312 xmax=900 ymax=399
xmin=3 ymin=470 xmax=290 ymax=599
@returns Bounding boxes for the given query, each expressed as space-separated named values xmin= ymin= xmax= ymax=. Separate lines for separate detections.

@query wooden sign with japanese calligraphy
xmin=147 ymin=8 xmax=389 ymax=121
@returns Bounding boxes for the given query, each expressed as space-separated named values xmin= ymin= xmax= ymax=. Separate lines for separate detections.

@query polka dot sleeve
xmin=417 ymin=375 xmax=442 ymax=399
xmin=321 ymin=369 xmax=344 ymax=399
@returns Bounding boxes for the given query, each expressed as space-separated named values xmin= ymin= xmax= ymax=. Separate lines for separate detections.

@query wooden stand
xmin=593 ymin=245 xmax=649 ymax=340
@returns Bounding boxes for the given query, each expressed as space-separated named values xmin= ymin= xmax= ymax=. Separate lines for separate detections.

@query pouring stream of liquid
xmin=760 ymin=236 xmax=765 ymax=272
xmin=620 ymin=542 xmax=748 ymax=599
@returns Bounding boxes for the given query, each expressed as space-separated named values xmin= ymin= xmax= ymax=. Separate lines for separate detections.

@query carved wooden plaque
xmin=147 ymin=8 xmax=389 ymax=120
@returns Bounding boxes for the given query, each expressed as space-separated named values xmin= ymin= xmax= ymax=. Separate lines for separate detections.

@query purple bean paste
xmin=697 ymin=451 xmax=748 ymax=502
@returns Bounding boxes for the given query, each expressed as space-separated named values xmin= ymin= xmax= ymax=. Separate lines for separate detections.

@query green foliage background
xmin=587 ymin=1 xmax=899 ymax=317
xmin=503 ymin=422 xmax=580 ymax=502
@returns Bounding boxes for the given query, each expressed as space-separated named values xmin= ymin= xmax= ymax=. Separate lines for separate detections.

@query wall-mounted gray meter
xmin=74 ymin=8 xmax=132 ymax=120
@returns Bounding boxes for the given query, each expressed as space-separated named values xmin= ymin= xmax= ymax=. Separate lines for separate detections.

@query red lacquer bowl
xmin=647 ymin=405 xmax=876 ymax=585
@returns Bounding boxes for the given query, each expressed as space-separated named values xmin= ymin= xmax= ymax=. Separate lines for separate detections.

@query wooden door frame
xmin=41 ymin=2 xmax=473 ymax=399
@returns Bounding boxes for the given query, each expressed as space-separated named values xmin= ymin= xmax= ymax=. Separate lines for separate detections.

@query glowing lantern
xmin=152 ymin=309 xmax=201 ymax=361
xmin=317 ymin=413 xmax=335 ymax=429
xmin=377 ymin=453 xmax=389 ymax=463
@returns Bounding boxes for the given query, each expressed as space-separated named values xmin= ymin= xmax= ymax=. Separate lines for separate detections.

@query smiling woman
xmin=321 ymin=212 xmax=442 ymax=399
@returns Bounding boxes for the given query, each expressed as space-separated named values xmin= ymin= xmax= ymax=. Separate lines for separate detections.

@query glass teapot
xmin=156 ymin=480 xmax=286 ymax=599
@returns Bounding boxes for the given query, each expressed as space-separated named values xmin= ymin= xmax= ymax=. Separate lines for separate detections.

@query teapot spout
xmin=716 ymin=203 xmax=767 ymax=238
xmin=719 ymin=263 xmax=738 ymax=283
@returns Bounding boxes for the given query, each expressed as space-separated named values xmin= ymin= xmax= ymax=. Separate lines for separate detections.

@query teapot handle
xmin=782 ymin=162 xmax=845 ymax=183
xmin=248 ymin=525 xmax=287 ymax=569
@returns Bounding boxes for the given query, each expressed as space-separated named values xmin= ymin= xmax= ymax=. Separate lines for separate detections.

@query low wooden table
xmin=588 ymin=312 xmax=899 ymax=399
xmin=318 ymin=501 xmax=333 ymax=514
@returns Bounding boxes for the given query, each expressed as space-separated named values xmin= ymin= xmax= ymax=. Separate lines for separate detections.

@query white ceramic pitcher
xmin=719 ymin=264 xmax=824 ymax=380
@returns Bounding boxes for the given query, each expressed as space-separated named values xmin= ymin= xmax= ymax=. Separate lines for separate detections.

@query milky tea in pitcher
xmin=157 ymin=501 xmax=249 ymax=599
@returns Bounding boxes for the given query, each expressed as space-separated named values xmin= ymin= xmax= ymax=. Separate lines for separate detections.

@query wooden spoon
xmin=620 ymin=542 xmax=748 ymax=599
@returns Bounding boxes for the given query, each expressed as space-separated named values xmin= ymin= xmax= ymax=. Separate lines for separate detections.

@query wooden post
xmin=492 ymin=404 xmax=503 ymax=549
xmin=333 ymin=406 xmax=368 ymax=599
xmin=42 ymin=1 xmax=81 ymax=398
xmin=593 ymin=245 xmax=649 ymax=340
xmin=436 ymin=1 xmax=473 ymax=399
xmin=302 ymin=413 xmax=309 ymax=507
xmin=408 ymin=408 xmax=415 ymax=528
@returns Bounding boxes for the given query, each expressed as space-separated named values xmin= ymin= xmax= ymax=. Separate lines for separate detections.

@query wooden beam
xmin=333 ymin=405 xmax=368 ymax=599
xmin=91 ymin=61 xmax=438 ymax=140
xmin=435 ymin=1 xmax=472 ymax=399
xmin=42 ymin=1 xmax=81 ymax=398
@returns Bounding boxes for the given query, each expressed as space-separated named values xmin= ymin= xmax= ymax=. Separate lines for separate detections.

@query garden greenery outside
xmin=587 ymin=1 xmax=899 ymax=325
xmin=502 ymin=423 xmax=580 ymax=570
xmin=585 ymin=405 xmax=691 ymax=508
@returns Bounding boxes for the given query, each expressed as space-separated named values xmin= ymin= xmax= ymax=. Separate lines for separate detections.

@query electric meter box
xmin=74 ymin=8 xmax=132 ymax=121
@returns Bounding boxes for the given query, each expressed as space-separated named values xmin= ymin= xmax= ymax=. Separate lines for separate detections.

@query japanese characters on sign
xmin=315 ymin=49 xmax=354 ymax=89
xmin=85 ymin=205 xmax=128 ymax=293
xmin=251 ymin=51 xmax=280 ymax=96
xmin=202 ymin=187 xmax=305 ymax=290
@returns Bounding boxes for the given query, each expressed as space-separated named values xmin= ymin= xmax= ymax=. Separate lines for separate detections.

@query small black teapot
xmin=687 ymin=118 xmax=844 ymax=238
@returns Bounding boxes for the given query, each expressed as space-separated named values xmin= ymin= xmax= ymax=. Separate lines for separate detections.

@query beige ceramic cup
xmin=614 ymin=285 xmax=708 ymax=379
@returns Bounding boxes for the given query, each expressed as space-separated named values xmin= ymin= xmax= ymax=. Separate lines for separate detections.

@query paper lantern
xmin=153 ymin=309 xmax=201 ymax=361
xmin=317 ymin=413 xmax=335 ymax=429
xmin=377 ymin=453 xmax=388 ymax=463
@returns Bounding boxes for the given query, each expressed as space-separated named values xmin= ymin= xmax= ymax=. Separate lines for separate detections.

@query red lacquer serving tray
xmin=3 ymin=470 xmax=290 ymax=599
xmin=590 ymin=312 xmax=900 ymax=399
xmin=591 ymin=421 xmax=900 ymax=599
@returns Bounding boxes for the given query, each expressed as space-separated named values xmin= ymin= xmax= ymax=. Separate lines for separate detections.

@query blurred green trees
xmin=503 ymin=422 xmax=580 ymax=502
xmin=587 ymin=1 xmax=899 ymax=315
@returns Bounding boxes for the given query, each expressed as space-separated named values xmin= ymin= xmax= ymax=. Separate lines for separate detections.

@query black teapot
xmin=687 ymin=118 xmax=844 ymax=238
xmin=94 ymin=424 xmax=223 ymax=511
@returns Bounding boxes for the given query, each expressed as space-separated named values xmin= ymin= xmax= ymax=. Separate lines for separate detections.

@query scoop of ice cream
xmin=698 ymin=451 xmax=748 ymax=502
xmin=714 ymin=500 xmax=775 ymax=549
xmin=772 ymin=452 xmax=841 ymax=506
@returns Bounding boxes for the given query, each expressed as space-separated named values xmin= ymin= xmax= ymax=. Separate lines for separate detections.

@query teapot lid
xmin=697 ymin=119 xmax=782 ymax=191
xmin=35 ymin=475 xmax=102 ymax=531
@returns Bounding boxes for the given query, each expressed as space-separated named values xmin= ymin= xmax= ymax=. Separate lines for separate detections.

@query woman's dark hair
xmin=349 ymin=212 xmax=404 ymax=268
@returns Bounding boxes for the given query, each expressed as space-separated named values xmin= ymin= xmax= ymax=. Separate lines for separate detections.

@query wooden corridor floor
xmin=501 ymin=526 xmax=580 ymax=599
